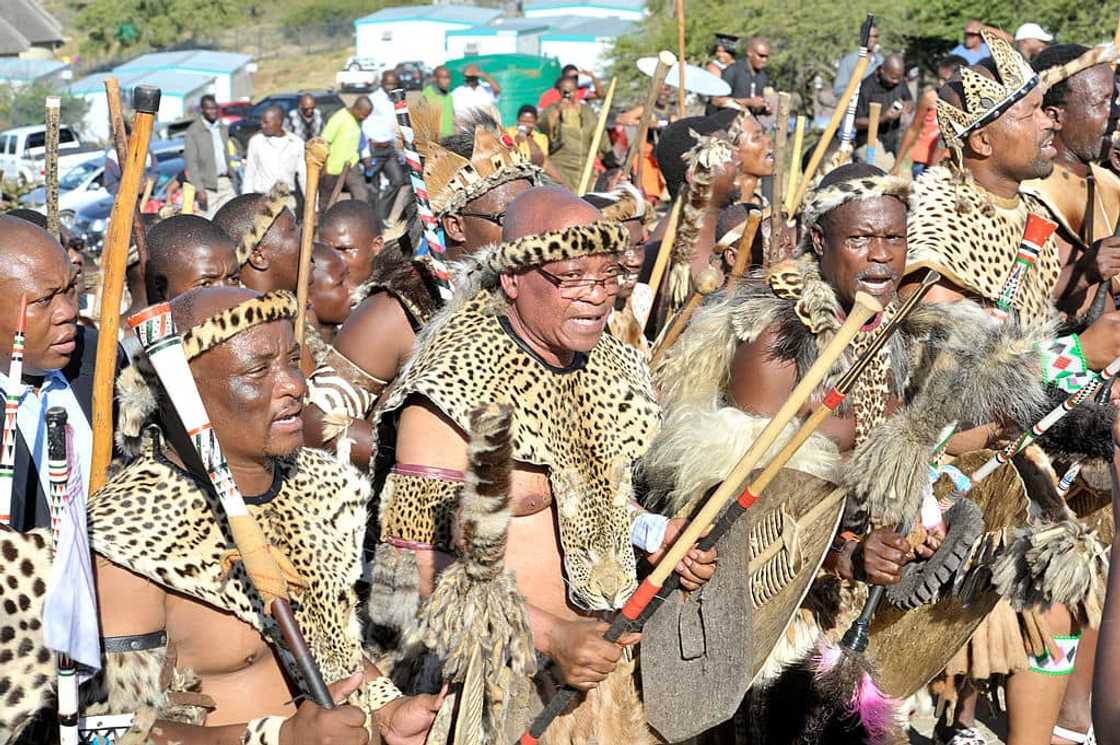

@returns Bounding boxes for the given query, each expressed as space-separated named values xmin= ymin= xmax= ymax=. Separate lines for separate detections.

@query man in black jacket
xmin=0 ymin=215 xmax=104 ymax=532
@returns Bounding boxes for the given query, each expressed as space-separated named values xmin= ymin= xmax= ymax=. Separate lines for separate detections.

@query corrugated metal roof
xmin=0 ymin=57 xmax=66 ymax=82
xmin=115 ymin=49 xmax=252 ymax=74
xmin=355 ymin=4 xmax=501 ymax=26
xmin=0 ymin=16 xmax=31 ymax=56
xmin=526 ymin=0 xmax=643 ymax=10
xmin=540 ymin=17 xmax=636 ymax=39
xmin=70 ymin=69 xmax=214 ymax=97
xmin=447 ymin=17 xmax=552 ymax=36
xmin=0 ymin=0 xmax=63 ymax=46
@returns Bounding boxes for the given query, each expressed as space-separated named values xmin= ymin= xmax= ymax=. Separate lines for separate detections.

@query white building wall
xmin=539 ymin=38 xmax=614 ymax=75
xmin=516 ymin=34 xmax=542 ymax=55
xmin=445 ymin=33 xmax=519 ymax=59
xmin=78 ymin=93 xmax=110 ymax=142
xmin=525 ymin=6 xmax=643 ymax=20
xmin=356 ymin=20 xmax=473 ymax=67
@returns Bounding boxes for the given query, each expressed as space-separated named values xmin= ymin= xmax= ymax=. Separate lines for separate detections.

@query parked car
xmin=19 ymin=139 xmax=186 ymax=221
xmin=218 ymin=101 xmax=251 ymax=125
xmin=0 ymin=124 xmax=103 ymax=183
xmin=337 ymin=63 xmax=378 ymax=92
xmin=71 ymin=157 xmax=184 ymax=253
xmin=228 ymin=91 xmax=346 ymax=150
xmin=394 ymin=61 xmax=429 ymax=91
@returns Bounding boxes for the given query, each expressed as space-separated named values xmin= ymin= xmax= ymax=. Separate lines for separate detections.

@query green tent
xmin=444 ymin=54 xmax=562 ymax=126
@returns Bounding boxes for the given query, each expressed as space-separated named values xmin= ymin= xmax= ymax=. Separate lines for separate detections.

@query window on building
xmin=381 ymin=30 xmax=393 ymax=41
xmin=465 ymin=43 xmax=479 ymax=55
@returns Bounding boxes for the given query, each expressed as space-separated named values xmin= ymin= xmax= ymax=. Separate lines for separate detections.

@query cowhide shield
xmin=641 ymin=470 xmax=843 ymax=742
xmin=865 ymin=449 xmax=1030 ymax=699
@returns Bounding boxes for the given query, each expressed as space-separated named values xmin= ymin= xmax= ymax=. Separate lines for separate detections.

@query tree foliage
xmin=0 ymin=83 xmax=90 ymax=132
xmin=610 ymin=0 xmax=1120 ymax=112
xmin=76 ymin=0 xmax=239 ymax=57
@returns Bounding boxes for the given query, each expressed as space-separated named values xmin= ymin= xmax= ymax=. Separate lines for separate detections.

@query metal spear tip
xmin=132 ymin=85 xmax=161 ymax=114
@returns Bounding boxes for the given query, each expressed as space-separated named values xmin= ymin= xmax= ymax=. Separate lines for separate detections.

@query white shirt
xmin=242 ymin=131 xmax=307 ymax=195
xmin=362 ymin=88 xmax=399 ymax=148
xmin=451 ymin=82 xmax=497 ymax=117
xmin=0 ymin=369 xmax=92 ymax=506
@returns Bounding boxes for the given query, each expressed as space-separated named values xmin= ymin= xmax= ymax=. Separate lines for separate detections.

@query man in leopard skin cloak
xmin=365 ymin=185 xmax=717 ymax=744
xmin=0 ymin=286 xmax=441 ymax=745
xmin=890 ymin=29 xmax=1120 ymax=745
xmin=302 ymin=109 xmax=544 ymax=469
xmin=638 ymin=160 xmax=1101 ymax=743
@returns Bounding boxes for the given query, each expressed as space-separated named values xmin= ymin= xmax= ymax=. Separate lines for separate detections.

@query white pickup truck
xmin=336 ymin=57 xmax=380 ymax=92
xmin=0 ymin=124 xmax=103 ymax=183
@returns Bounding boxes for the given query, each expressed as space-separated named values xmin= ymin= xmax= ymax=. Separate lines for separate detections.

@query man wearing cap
xmin=365 ymin=185 xmax=716 ymax=743
xmin=1015 ymin=23 xmax=1053 ymax=61
xmin=904 ymin=30 xmax=1120 ymax=745
xmin=451 ymin=63 xmax=501 ymax=118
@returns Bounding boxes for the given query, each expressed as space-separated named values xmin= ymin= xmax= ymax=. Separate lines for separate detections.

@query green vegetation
xmin=0 ymin=83 xmax=89 ymax=132
xmin=75 ymin=0 xmax=240 ymax=57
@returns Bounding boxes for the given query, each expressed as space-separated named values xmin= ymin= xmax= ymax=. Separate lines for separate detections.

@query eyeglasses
xmin=537 ymin=266 xmax=624 ymax=298
xmin=460 ymin=211 xmax=505 ymax=226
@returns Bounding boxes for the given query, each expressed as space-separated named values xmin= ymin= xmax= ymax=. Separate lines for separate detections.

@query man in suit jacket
xmin=184 ymin=95 xmax=237 ymax=218
xmin=0 ymin=215 xmax=103 ymax=532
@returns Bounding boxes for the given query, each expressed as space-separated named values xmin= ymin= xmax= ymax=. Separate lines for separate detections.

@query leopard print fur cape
xmin=372 ymin=278 xmax=661 ymax=614
xmin=907 ymin=165 xmax=1062 ymax=326
xmin=88 ymin=437 xmax=371 ymax=686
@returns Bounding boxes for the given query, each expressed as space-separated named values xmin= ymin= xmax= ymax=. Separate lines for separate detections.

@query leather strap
xmin=102 ymin=630 xmax=168 ymax=653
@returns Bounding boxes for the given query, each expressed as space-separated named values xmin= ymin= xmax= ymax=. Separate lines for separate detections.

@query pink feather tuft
xmin=813 ymin=641 xmax=842 ymax=677
xmin=848 ymin=671 xmax=901 ymax=745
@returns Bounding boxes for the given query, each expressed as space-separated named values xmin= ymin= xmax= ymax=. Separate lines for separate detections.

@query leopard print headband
xmin=181 ymin=291 xmax=298 ymax=360
xmin=480 ymin=220 xmax=630 ymax=274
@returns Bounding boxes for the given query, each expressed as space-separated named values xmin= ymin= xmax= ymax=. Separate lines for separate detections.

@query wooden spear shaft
xmin=784 ymin=115 xmax=806 ymax=216
xmin=676 ymin=0 xmax=687 ymax=118
xmin=767 ymin=92 xmax=791 ymax=266
xmin=641 ymin=194 xmax=684 ymax=331
xmin=577 ymin=77 xmax=617 ymax=196
xmin=623 ymin=50 xmax=676 ymax=182
xmin=44 ymin=96 xmax=61 ymax=241
xmin=89 ymin=85 xmax=160 ymax=493
xmin=865 ymin=101 xmax=882 ymax=165
xmin=295 ymin=138 xmax=330 ymax=346
xmin=104 ymin=78 xmax=151 ymax=271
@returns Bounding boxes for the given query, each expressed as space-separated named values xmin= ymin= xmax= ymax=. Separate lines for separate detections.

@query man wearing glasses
xmin=721 ymin=36 xmax=773 ymax=115
xmin=949 ymin=19 xmax=992 ymax=65
xmin=366 ymin=185 xmax=716 ymax=742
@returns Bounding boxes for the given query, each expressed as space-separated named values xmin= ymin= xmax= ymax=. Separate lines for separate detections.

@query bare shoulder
xmin=334 ymin=292 xmax=415 ymax=381
xmin=729 ymin=322 xmax=797 ymax=415
xmin=395 ymin=395 xmax=470 ymax=471
xmin=95 ymin=554 xmax=166 ymax=636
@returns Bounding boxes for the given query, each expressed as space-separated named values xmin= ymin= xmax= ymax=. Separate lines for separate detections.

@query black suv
xmin=228 ymin=90 xmax=346 ymax=150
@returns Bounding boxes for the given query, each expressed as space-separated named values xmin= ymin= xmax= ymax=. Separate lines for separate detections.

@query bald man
xmin=321 ymin=96 xmax=372 ymax=206
xmin=719 ymin=36 xmax=771 ymax=114
xmin=0 ymin=215 xmax=97 ymax=531
xmin=145 ymin=214 xmax=241 ymax=303
xmin=854 ymin=52 xmax=913 ymax=156
xmin=214 ymin=190 xmax=302 ymax=292
xmin=367 ymin=186 xmax=715 ymax=741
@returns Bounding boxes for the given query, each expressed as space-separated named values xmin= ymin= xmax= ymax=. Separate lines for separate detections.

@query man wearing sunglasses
xmin=948 ymin=19 xmax=992 ymax=65
xmin=366 ymin=185 xmax=716 ymax=743
xmin=721 ymin=36 xmax=772 ymax=115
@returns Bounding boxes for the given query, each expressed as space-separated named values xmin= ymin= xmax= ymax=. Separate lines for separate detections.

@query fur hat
xmin=937 ymin=29 xmax=1039 ymax=151
xmin=181 ymin=291 xmax=298 ymax=360
xmin=477 ymin=220 xmax=629 ymax=275
xmin=798 ymin=169 xmax=910 ymax=254
xmin=235 ymin=183 xmax=295 ymax=265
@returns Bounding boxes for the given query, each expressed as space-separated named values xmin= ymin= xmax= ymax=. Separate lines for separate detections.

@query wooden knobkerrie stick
xmin=676 ymin=0 xmax=687 ymax=118
xmin=89 ymin=85 xmax=160 ymax=493
xmin=44 ymin=97 xmax=61 ymax=241
xmin=728 ymin=211 xmax=762 ymax=287
xmin=641 ymin=194 xmax=684 ymax=332
xmin=139 ymin=177 xmax=154 ymax=212
xmin=577 ymin=76 xmax=617 ymax=196
xmin=327 ymin=162 xmax=351 ymax=210
xmin=784 ymin=115 xmax=806 ymax=217
xmin=181 ymin=182 xmax=196 ymax=215
xmin=623 ymin=50 xmax=676 ymax=182
xmin=767 ymin=92 xmax=792 ymax=266
xmin=295 ymin=138 xmax=330 ymax=346
xmin=866 ymin=101 xmax=882 ymax=164
xmin=104 ymin=78 xmax=151 ymax=270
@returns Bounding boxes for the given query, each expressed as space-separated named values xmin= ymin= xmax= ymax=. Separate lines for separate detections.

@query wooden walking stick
xmin=767 ymin=92 xmax=792 ymax=266
xmin=520 ymin=290 xmax=884 ymax=744
xmin=784 ymin=115 xmax=806 ymax=216
xmin=45 ymin=96 xmax=61 ymax=241
xmin=836 ymin=13 xmax=876 ymax=163
xmin=865 ymin=101 xmax=882 ymax=165
xmin=327 ymin=162 xmax=351 ymax=210
xmin=139 ymin=177 xmax=154 ymax=213
xmin=675 ymin=0 xmax=687 ymax=119
xmin=129 ymin=303 xmax=335 ymax=708
xmin=789 ymin=14 xmax=875 ymax=216
xmin=577 ymin=76 xmax=617 ymax=196
xmin=623 ymin=50 xmax=676 ymax=183
xmin=641 ymin=194 xmax=684 ymax=331
xmin=89 ymin=85 xmax=160 ymax=494
xmin=104 ymin=78 xmax=151 ymax=272
xmin=649 ymin=266 xmax=720 ymax=367
xmin=181 ymin=182 xmax=196 ymax=215
xmin=728 ymin=211 xmax=762 ymax=287
xmin=296 ymin=138 xmax=330 ymax=346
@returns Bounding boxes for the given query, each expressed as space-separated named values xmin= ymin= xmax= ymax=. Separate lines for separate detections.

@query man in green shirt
xmin=420 ymin=66 xmax=455 ymax=139
xmin=319 ymin=96 xmax=372 ymax=206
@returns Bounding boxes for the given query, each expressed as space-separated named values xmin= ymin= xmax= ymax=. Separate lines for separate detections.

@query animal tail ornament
xmin=390 ymin=88 xmax=453 ymax=302
xmin=404 ymin=403 xmax=535 ymax=743
xmin=0 ymin=294 xmax=27 ymax=525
